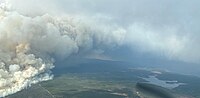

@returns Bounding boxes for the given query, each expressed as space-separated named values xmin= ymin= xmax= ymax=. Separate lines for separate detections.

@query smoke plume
xmin=0 ymin=1 xmax=126 ymax=97
xmin=1 ymin=0 xmax=200 ymax=96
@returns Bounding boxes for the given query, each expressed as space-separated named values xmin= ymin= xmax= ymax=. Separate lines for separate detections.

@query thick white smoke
xmin=2 ymin=0 xmax=200 ymax=96
xmin=0 ymin=1 xmax=126 ymax=97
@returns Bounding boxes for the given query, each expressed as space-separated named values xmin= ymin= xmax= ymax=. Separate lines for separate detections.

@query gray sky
xmin=6 ymin=0 xmax=200 ymax=64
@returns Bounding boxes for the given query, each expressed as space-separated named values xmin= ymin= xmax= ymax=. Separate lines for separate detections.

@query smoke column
xmin=0 ymin=1 xmax=126 ymax=97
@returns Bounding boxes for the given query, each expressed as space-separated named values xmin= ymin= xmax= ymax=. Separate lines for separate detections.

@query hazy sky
xmin=6 ymin=0 xmax=200 ymax=64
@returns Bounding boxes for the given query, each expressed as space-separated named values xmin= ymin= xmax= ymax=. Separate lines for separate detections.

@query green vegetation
xmin=6 ymin=59 xmax=200 ymax=98
xmin=41 ymin=74 xmax=139 ymax=98
xmin=5 ymin=84 xmax=54 ymax=98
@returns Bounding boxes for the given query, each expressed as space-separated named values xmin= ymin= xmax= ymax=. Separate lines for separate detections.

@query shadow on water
xmin=136 ymin=82 xmax=175 ymax=98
